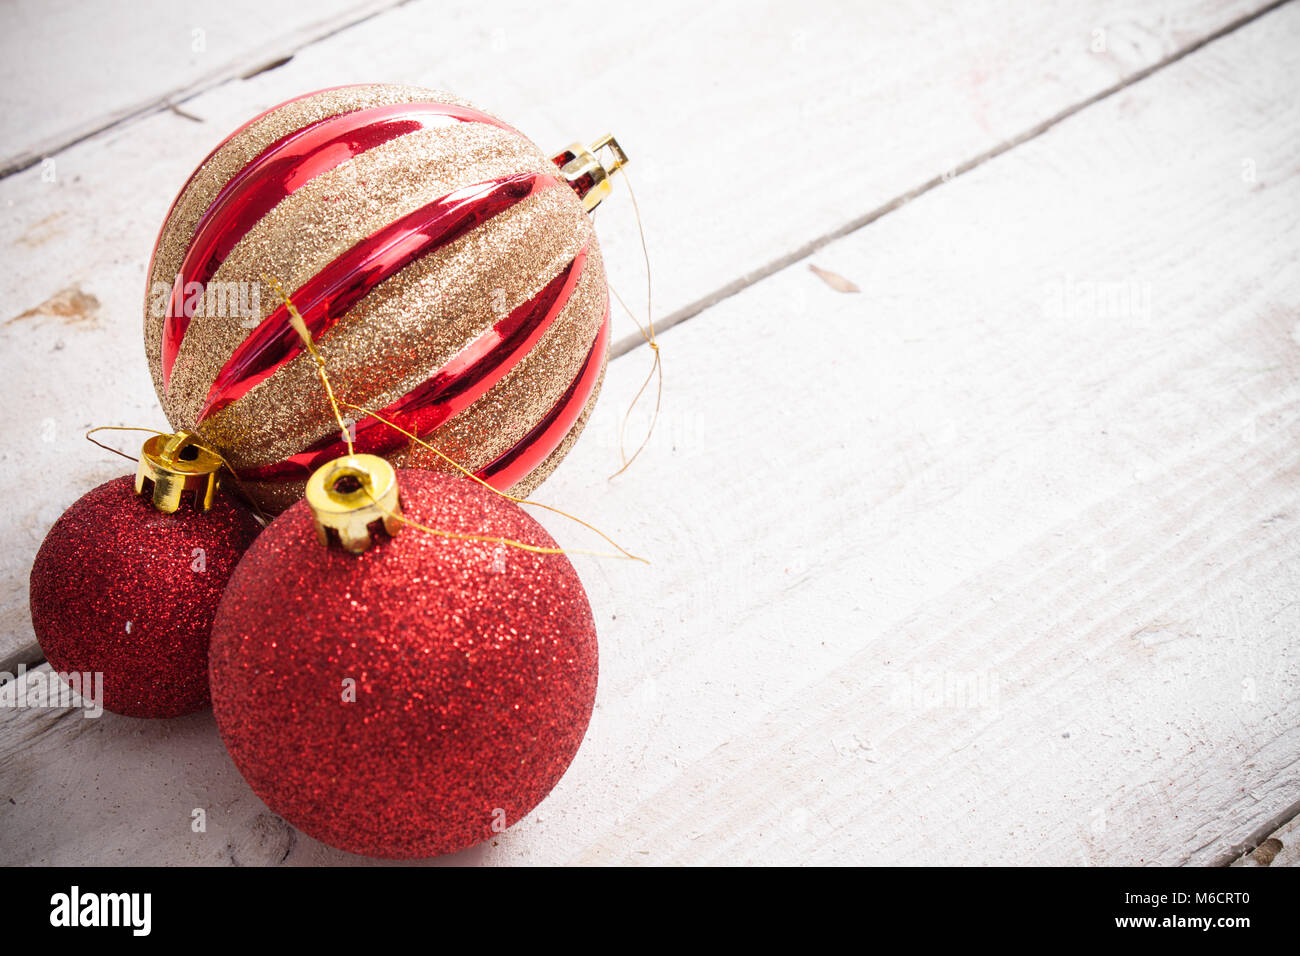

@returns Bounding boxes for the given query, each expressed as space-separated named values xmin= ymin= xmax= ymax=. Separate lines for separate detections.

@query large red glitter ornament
xmin=143 ymin=83 xmax=628 ymax=515
xmin=208 ymin=461 xmax=598 ymax=859
xmin=29 ymin=434 xmax=261 ymax=718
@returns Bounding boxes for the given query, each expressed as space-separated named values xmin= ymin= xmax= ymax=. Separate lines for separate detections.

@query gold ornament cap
xmin=135 ymin=432 xmax=223 ymax=513
xmin=306 ymin=454 xmax=403 ymax=554
xmin=553 ymin=134 xmax=628 ymax=212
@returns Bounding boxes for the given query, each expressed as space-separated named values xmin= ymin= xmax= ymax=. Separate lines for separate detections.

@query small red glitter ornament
xmin=208 ymin=457 xmax=598 ymax=859
xmin=29 ymin=433 xmax=261 ymax=718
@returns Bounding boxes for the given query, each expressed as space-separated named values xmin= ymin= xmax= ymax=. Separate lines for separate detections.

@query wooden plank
xmin=0 ymin=0 xmax=1274 ymax=672
xmin=2 ymin=1 xmax=1297 ymax=865
xmin=563 ymin=4 xmax=1300 ymax=866
xmin=0 ymin=0 xmax=406 ymax=176
xmin=1231 ymin=811 xmax=1300 ymax=866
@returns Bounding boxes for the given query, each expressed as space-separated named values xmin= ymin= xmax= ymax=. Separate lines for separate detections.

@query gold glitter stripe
xmin=402 ymin=240 xmax=607 ymax=475
xmin=162 ymin=122 xmax=557 ymax=427
xmin=195 ymin=187 xmax=597 ymax=470
xmin=145 ymin=85 xmax=482 ymax=394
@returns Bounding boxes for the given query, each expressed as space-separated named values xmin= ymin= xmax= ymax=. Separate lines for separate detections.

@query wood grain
xmin=2 ymin=1 xmax=1297 ymax=865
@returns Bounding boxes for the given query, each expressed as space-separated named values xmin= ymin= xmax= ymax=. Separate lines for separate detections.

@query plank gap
xmin=1218 ymin=795 xmax=1300 ymax=865
xmin=240 ymin=55 xmax=296 ymax=81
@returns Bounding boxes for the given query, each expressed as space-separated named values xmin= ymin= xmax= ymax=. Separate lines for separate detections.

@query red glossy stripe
xmin=149 ymin=101 xmax=291 ymax=272
xmin=235 ymin=246 xmax=590 ymax=483
xmin=477 ymin=304 xmax=609 ymax=490
xmin=161 ymin=100 xmax=517 ymax=387
xmin=197 ymin=172 xmax=560 ymax=422
xmin=150 ymin=88 xmax=446 ymax=271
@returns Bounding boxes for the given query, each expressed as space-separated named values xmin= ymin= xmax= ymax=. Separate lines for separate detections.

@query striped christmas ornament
xmin=144 ymin=84 xmax=625 ymax=515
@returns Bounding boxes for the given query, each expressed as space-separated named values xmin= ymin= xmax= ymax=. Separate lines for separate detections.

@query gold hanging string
xmin=608 ymin=168 xmax=662 ymax=479
xmin=608 ymin=285 xmax=661 ymax=479
xmin=85 ymin=424 xmax=168 ymax=462
xmin=357 ymin=486 xmax=612 ymax=559
xmin=84 ymin=424 xmax=271 ymax=523
xmin=194 ymin=444 xmax=271 ymax=524
xmin=263 ymin=273 xmax=647 ymax=563
xmin=261 ymin=273 xmax=355 ymax=456
xmin=339 ymin=399 xmax=647 ymax=564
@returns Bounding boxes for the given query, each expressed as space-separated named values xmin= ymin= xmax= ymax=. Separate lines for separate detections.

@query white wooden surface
xmin=0 ymin=0 xmax=1275 ymax=674
xmin=1231 ymin=813 xmax=1300 ymax=867
xmin=0 ymin=0 xmax=405 ymax=176
xmin=2 ymin=0 xmax=1298 ymax=865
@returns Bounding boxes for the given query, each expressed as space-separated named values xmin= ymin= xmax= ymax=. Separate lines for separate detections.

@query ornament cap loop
xmin=552 ymin=134 xmax=628 ymax=213
xmin=135 ymin=431 xmax=223 ymax=513
xmin=306 ymin=454 xmax=403 ymax=554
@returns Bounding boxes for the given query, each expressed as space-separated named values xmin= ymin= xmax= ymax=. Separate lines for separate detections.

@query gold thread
xmin=85 ymin=424 xmax=270 ymax=523
xmin=608 ymin=168 xmax=662 ymax=479
xmin=359 ymin=488 xmax=603 ymax=558
xmin=265 ymin=276 xmax=646 ymax=562
xmin=85 ymin=425 xmax=168 ymax=462
xmin=202 ymin=446 xmax=271 ymax=524
xmin=261 ymin=272 xmax=356 ymax=457
xmin=341 ymin=400 xmax=647 ymax=563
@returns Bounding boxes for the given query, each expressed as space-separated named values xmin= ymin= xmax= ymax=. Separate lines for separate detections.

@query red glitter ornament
xmin=30 ymin=435 xmax=261 ymax=718
xmin=208 ymin=464 xmax=598 ymax=859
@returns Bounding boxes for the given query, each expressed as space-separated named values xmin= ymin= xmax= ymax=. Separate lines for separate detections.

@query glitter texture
xmin=144 ymin=85 xmax=608 ymax=515
xmin=29 ymin=476 xmax=262 ymax=718
xmin=208 ymin=470 xmax=599 ymax=859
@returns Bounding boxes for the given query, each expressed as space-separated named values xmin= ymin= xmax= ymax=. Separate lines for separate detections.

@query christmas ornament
xmin=208 ymin=456 xmax=598 ymax=858
xmin=143 ymin=83 xmax=628 ymax=515
xmin=29 ymin=432 xmax=261 ymax=718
